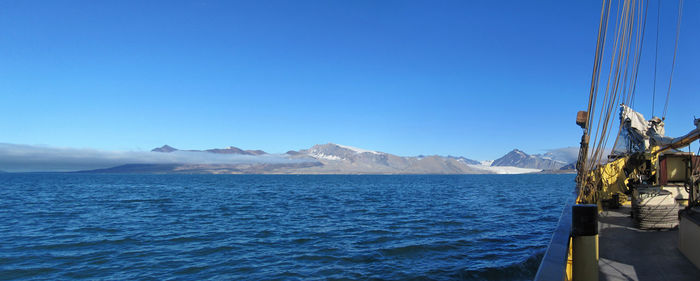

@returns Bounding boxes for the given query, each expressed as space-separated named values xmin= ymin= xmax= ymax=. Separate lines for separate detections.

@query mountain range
xmin=491 ymin=149 xmax=570 ymax=170
xmin=79 ymin=144 xmax=577 ymax=174
xmin=152 ymin=145 xmax=267 ymax=155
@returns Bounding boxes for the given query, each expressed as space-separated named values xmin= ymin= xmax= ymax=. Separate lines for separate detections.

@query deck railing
xmin=534 ymin=196 xmax=574 ymax=281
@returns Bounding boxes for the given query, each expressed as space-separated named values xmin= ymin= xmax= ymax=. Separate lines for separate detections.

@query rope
xmin=586 ymin=0 xmax=613 ymax=136
xmin=578 ymin=0 xmax=654 ymax=203
xmin=578 ymin=0 xmax=613 ymax=189
xmin=652 ymin=0 xmax=660 ymax=117
xmin=611 ymin=0 xmax=649 ymax=155
xmin=589 ymin=0 xmax=628 ymax=171
xmin=628 ymin=0 xmax=649 ymax=105
xmin=662 ymin=0 xmax=683 ymax=120
xmin=592 ymin=0 xmax=633 ymax=170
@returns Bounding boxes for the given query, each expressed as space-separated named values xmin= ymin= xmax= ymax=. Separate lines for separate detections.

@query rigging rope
xmin=611 ymin=0 xmax=648 ymax=156
xmin=652 ymin=0 xmax=660 ymax=117
xmin=662 ymin=0 xmax=684 ymax=120
xmin=627 ymin=0 xmax=649 ymax=106
xmin=591 ymin=0 xmax=633 ymax=171
xmin=577 ymin=0 xmax=686 ymax=204
xmin=577 ymin=0 xmax=613 ymax=191
xmin=578 ymin=0 xmax=654 ymax=203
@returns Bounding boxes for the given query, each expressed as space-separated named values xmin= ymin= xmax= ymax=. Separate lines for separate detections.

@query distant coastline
xmin=73 ymin=165 xmax=576 ymax=175
xmin=0 ymin=143 xmax=578 ymax=174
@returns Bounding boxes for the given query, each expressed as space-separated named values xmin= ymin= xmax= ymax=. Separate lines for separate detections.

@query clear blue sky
xmin=1 ymin=0 xmax=698 ymax=160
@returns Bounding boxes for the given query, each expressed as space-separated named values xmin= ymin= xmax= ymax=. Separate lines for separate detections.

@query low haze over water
xmin=1 ymin=174 xmax=573 ymax=280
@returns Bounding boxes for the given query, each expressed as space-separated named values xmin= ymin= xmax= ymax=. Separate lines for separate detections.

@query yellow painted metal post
xmin=566 ymin=237 xmax=573 ymax=281
xmin=572 ymin=204 xmax=599 ymax=281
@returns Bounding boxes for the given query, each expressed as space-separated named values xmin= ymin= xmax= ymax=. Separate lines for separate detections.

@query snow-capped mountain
xmin=286 ymin=143 xmax=484 ymax=174
xmin=301 ymin=143 xmax=386 ymax=162
xmin=491 ymin=149 xmax=568 ymax=170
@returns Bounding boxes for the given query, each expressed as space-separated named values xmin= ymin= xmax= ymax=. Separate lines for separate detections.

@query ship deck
xmin=598 ymin=205 xmax=700 ymax=281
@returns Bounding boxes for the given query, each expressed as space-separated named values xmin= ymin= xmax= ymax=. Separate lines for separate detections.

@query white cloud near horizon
xmin=540 ymin=147 xmax=580 ymax=164
xmin=0 ymin=143 xmax=311 ymax=172
xmin=539 ymin=146 xmax=615 ymax=165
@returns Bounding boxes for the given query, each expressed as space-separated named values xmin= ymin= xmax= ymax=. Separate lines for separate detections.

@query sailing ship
xmin=535 ymin=0 xmax=699 ymax=280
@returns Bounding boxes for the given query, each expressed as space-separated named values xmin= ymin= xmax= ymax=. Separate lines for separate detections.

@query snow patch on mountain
xmin=468 ymin=164 xmax=541 ymax=174
xmin=335 ymin=144 xmax=380 ymax=155
xmin=309 ymin=152 xmax=342 ymax=161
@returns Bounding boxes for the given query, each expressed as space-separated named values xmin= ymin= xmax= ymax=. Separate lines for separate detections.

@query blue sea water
xmin=0 ymin=174 xmax=574 ymax=280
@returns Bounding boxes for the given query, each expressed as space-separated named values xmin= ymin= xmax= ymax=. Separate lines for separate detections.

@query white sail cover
xmin=617 ymin=105 xmax=672 ymax=152
xmin=620 ymin=105 xmax=648 ymax=135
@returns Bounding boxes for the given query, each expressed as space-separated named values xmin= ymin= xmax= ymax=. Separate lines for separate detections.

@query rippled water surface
xmin=0 ymin=174 xmax=573 ymax=280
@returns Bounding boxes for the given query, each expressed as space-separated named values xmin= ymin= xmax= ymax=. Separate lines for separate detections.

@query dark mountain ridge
xmin=152 ymin=145 xmax=268 ymax=156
